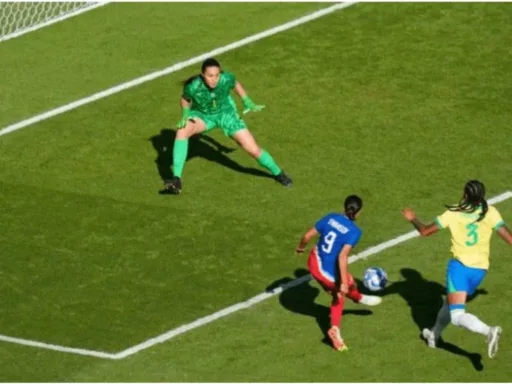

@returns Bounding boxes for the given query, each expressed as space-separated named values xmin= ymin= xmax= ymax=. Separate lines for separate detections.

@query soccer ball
xmin=363 ymin=267 xmax=388 ymax=291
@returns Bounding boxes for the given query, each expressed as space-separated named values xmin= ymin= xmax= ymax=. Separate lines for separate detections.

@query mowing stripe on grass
xmin=0 ymin=191 xmax=510 ymax=358
xmin=0 ymin=1 xmax=358 ymax=138
xmin=0 ymin=0 xmax=362 ymax=359
xmin=112 ymin=190 xmax=512 ymax=359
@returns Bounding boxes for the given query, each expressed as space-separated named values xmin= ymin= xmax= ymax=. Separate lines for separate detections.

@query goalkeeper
xmin=164 ymin=57 xmax=292 ymax=194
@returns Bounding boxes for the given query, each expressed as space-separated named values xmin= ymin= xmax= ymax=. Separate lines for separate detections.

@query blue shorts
xmin=446 ymin=259 xmax=487 ymax=296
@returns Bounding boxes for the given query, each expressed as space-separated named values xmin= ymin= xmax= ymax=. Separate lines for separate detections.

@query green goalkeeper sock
xmin=257 ymin=149 xmax=282 ymax=176
xmin=173 ymin=139 xmax=189 ymax=178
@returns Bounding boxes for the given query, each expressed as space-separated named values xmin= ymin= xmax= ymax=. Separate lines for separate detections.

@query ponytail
xmin=346 ymin=206 xmax=357 ymax=220
xmin=344 ymin=195 xmax=363 ymax=221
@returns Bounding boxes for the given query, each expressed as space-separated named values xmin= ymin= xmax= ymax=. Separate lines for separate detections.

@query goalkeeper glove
xmin=176 ymin=107 xmax=190 ymax=129
xmin=242 ymin=96 xmax=265 ymax=114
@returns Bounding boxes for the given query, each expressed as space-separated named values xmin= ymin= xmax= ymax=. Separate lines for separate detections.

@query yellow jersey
xmin=435 ymin=205 xmax=505 ymax=270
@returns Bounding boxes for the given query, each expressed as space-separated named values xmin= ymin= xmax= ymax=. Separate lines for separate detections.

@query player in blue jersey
xmin=296 ymin=195 xmax=382 ymax=352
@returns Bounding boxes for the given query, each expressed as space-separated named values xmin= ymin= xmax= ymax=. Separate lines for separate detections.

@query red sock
xmin=346 ymin=284 xmax=363 ymax=303
xmin=330 ymin=294 xmax=345 ymax=327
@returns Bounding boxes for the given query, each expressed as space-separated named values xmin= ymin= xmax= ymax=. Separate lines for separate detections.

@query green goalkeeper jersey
xmin=182 ymin=72 xmax=237 ymax=114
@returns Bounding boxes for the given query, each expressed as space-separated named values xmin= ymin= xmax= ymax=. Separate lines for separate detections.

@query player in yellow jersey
xmin=401 ymin=180 xmax=512 ymax=358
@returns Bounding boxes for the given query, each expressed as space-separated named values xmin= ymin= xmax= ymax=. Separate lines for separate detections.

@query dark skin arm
xmin=497 ymin=225 xmax=512 ymax=245
xmin=401 ymin=208 xmax=439 ymax=237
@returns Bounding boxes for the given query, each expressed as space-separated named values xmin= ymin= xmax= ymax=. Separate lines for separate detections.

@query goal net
xmin=0 ymin=2 xmax=107 ymax=43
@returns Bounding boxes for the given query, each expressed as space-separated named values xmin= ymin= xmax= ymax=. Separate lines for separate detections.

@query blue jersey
xmin=314 ymin=213 xmax=362 ymax=281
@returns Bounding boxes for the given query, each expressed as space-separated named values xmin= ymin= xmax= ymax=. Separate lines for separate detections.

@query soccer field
xmin=0 ymin=2 xmax=511 ymax=381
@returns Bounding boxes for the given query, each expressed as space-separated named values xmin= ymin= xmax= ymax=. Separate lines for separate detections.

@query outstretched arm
xmin=402 ymin=208 xmax=439 ymax=237
xmin=497 ymin=225 xmax=512 ymax=245
xmin=234 ymin=81 xmax=248 ymax=99
xmin=233 ymin=81 xmax=265 ymax=114
xmin=296 ymin=227 xmax=318 ymax=254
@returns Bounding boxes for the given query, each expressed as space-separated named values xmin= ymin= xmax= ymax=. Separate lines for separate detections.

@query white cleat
xmin=358 ymin=295 xmax=382 ymax=306
xmin=422 ymin=328 xmax=438 ymax=348
xmin=487 ymin=326 xmax=502 ymax=359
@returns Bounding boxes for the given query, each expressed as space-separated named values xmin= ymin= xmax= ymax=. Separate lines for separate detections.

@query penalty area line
xmin=1 ymin=191 xmax=509 ymax=359
xmin=112 ymin=190 xmax=512 ymax=359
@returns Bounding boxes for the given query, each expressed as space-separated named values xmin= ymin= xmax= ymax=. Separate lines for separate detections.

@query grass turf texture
xmin=0 ymin=2 xmax=511 ymax=381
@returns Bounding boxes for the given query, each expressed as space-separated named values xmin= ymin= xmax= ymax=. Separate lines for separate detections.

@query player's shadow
xmin=360 ymin=268 xmax=488 ymax=371
xmin=149 ymin=128 xmax=273 ymax=190
xmin=266 ymin=268 xmax=373 ymax=348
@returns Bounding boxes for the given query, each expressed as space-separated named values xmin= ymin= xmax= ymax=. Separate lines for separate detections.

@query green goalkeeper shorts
xmin=188 ymin=108 xmax=247 ymax=137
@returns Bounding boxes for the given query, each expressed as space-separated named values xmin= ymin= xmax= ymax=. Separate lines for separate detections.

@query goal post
xmin=0 ymin=2 xmax=109 ymax=43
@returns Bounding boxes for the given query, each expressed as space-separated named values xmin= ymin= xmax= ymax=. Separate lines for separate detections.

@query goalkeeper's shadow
xmin=148 ymin=128 xmax=274 ymax=183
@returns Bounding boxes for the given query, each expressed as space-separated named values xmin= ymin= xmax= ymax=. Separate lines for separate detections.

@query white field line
xmin=0 ymin=1 xmax=358 ymax=138
xmin=1 ymin=191 xmax=510 ymax=359
xmin=0 ymin=333 xmax=117 ymax=359
xmin=0 ymin=2 xmax=110 ymax=43
xmin=111 ymin=190 xmax=512 ymax=360
xmin=0 ymin=0 xmax=361 ymax=359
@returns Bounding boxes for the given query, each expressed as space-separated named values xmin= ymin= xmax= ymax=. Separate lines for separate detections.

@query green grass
xmin=0 ymin=2 xmax=511 ymax=382
xmin=0 ymin=2 xmax=326 ymax=127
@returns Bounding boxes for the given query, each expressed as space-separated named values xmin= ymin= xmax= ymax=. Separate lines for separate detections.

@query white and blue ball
xmin=363 ymin=267 xmax=388 ymax=291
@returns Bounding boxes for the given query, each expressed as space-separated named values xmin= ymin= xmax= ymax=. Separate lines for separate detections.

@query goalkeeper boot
xmin=164 ymin=177 xmax=182 ymax=195
xmin=275 ymin=171 xmax=293 ymax=187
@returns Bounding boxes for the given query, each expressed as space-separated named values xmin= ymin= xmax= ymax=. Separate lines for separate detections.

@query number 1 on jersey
xmin=321 ymin=231 xmax=337 ymax=254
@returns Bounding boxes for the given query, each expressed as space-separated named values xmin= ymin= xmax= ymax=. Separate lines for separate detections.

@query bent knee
xmin=176 ymin=124 xmax=196 ymax=139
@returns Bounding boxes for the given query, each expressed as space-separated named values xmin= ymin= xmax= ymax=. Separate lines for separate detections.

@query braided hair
xmin=445 ymin=180 xmax=488 ymax=222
